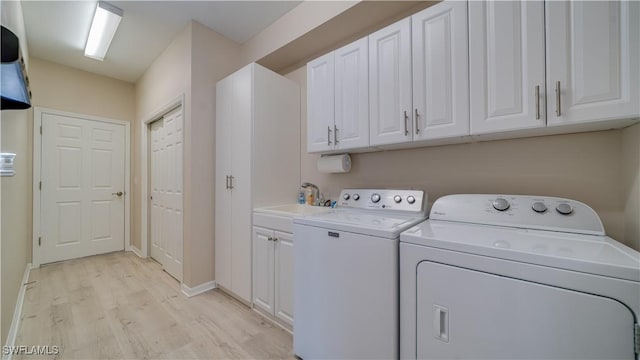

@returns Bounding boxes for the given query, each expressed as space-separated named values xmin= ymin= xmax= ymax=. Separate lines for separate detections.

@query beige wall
xmin=1 ymin=109 xmax=32 ymax=343
xmin=185 ymin=22 xmax=240 ymax=286
xmin=622 ymin=123 xmax=640 ymax=250
xmin=1 ymin=0 xmax=30 ymax=343
xmin=286 ymin=66 xmax=639 ymax=248
xmin=29 ymin=58 xmax=135 ymax=122
xmin=134 ymin=21 xmax=240 ymax=287
xmin=134 ymin=23 xmax=192 ymax=253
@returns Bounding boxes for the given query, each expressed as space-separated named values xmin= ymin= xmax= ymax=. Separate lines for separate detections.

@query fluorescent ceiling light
xmin=84 ymin=1 xmax=123 ymax=61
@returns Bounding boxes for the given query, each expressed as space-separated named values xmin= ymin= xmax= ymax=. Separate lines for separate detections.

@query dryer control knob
xmin=407 ymin=195 xmax=416 ymax=204
xmin=393 ymin=195 xmax=402 ymax=203
xmin=371 ymin=193 xmax=381 ymax=203
xmin=556 ymin=203 xmax=573 ymax=215
xmin=353 ymin=194 xmax=360 ymax=201
xmin=532 ymin=201 xmax=547 ymax=213
xmin=492 ymin=198 xmax=510 ymax=211
xmin=343 ymin=193 xmax=350 ymax=200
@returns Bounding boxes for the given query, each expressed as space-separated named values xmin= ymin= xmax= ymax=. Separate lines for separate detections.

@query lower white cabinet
xmin=252 ymin=226 xmax=294 ymax=329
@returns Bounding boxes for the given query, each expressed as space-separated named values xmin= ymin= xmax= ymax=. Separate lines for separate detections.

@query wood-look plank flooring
xmin=16 ymin=251 xmax=293 ymax=359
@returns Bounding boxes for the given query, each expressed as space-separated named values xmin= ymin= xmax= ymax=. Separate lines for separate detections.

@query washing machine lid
xmin=401 ymin=220 xmax=640 ymax=282
xmin=294 ymin=209 xmax=427 ymax=239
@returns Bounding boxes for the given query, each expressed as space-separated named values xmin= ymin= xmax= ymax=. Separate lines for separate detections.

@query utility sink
xmin=253 ymin=204 xmax=333 ymax=233
xmin=255 ymin=203 xmax=333 ymax=217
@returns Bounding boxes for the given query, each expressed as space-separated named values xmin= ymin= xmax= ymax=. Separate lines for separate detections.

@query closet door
xmin=412 ymin=0 xmax=469 ymax=141
xmin=230 ymin=65 xmax=253 ymax=302
xmin=469 ymin=1 xmax=546 ymax=134
xmin=150 ymin=119 xmax=165 ymax=264
xmin=369 ymin=17 xmax=413 ymax=146
xmin=546 ymin=1 xmax=640 ymax=126
xmin=215 ymin=76 xmax=233 ymax=290
xmin=159 ymin=108 xmax=183 ymax=281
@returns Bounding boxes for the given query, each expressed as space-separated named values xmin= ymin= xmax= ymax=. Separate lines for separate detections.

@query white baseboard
xmin=129 ymin=246 xmax=143 ymax=258
xmin=181 ymin=281 xmax=216 ymax=298
xmin=3 ymin=263 xmax=32 ymax=360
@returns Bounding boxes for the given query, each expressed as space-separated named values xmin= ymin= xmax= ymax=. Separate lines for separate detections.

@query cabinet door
xmin=307 ymin=52 xmax=335 ymax=153
xmin=334 ymin=38 xmax=369 ymax=150
xmin=252 ymin=227 xmax=274 ymax=314
xmin=469 ymin=1 xmax=546 ymax=134
xmin=215 ymin=76 xmax=233 ymax=289
xmin=546 ymin=1 xmax=639 ymax=126
xmin=412 ymin=0 xmax=469 ymax=141
xmin=230 ymin=66 xmax=253 ymax=303
xmin=369 ymin=17 xmax=413 ymax=146
xmin=274 ymin=231 xmax=294 ymax=327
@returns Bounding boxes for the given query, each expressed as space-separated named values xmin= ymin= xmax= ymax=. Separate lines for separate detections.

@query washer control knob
xmin=343 ymin=193 xmax=350 ymax=200
xmin=371 ymin=193 xmax=381 ymax=203
xmin=492 ymin=198 xmax=510 ymax=211
xmin=556 ymin=203 xmax=573 ymax=215
xmin=353 ymin=194 xmax=360 ymax=201
xmin=407 ymin=195 xmax=416 ymax=204
xmin=393 ymin=195 xmax=402 ymax=203
xmin=532 ymin=201 xmax=547 ymax=213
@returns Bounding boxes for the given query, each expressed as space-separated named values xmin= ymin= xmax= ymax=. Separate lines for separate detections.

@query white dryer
xmin=400 ymin=194 xmax=640 ymax=360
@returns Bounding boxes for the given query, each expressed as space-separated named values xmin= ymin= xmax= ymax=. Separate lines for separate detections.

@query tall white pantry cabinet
xmin=215 ymin=63 xmax=301 ymax=303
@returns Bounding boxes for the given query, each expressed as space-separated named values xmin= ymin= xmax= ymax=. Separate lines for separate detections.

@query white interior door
xmin=41 ymin=113 xmax=125 ymax=264
xmin=149 ymin=107 xmax=183 ymax=281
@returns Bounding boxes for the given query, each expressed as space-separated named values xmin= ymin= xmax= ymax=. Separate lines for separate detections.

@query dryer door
xmin=416 ymin=261 xmax=636 ymax=359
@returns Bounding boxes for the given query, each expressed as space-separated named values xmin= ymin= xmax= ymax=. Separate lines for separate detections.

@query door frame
xmin=32 ymin=107 xmax=131 ymax=268
xmin=140 ymin=95 xmax=184 ymax=259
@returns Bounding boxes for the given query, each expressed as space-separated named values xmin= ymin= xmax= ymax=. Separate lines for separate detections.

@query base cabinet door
xmin=274 ymin=231 xmax=294 ymax=327
xmin=546 ymin=1 xmax=640 ymax=126
xmin=252 ymin=227 xmax=275 ymax=314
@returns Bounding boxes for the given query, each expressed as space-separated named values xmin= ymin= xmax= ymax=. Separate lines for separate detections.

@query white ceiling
xmin=21 ymin=1 xmax=301 ymax=82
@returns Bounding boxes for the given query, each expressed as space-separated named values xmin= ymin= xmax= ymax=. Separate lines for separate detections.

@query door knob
xmin=112 ymin=191 xmax=124 ymax=197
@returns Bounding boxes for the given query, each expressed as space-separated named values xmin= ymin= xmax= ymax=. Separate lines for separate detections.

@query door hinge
xmin=39 ymin=181 xmax=42 ymax=190
xmin=38 ymin=237 xmax=41 ymax=246
xmin=39 ymin=126 xmax=42 ymax=135
xmin=634 ymin=323 xmax=640 ymax=354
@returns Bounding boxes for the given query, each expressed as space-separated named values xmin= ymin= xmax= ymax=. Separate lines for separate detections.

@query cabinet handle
xmin=267 ymin=236 xmax=273 ymax=241
xmin=273 ymin=237 xmax=278 ymax=242
xmin=327 ymin=126 xmax=332 ymax=146
xmin=229 ymin=175 xmax=234 ymax=189
xmin=535 ymin=85 xmax=540 ymax=120
xmin=555 ymin=81 xmax=561 ymax=117
xmin=334 ymin=125 xmax=338 ymax=145
xmin=404 ymin=111 xmax=409 ymax=136
xmin=414 ymin=109 xmax=420 ymax=134
xmin=225 ymin=175 xmax=229 ymax=189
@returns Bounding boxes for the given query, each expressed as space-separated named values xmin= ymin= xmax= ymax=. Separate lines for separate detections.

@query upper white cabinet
xmin=369 ymin=18 xmax=413 ymax=146
xmin=215 ymin=63 xmax=300 ymax=303
xmin=469 ymin=1 xmax=546 ymax=134
xmin=307 ymin=38 xmax=369 ymax=153
xmin=412 ymin=1 xmax=469 ymax=140
xmin=307 ymin=53 xmax=335 ymax=152
xmin=335 ymin=38 xmax=370 ymax=150
xmin=546 ymin=1 xmax=639 ymax=126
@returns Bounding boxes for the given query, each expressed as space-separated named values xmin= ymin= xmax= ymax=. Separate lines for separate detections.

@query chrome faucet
xmin=301 ymin=182 xmax=320 ymax=205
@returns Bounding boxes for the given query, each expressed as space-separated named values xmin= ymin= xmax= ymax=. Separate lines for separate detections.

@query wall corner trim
xmin=181 ymin=281 xmax=217 ymax=298
xmin=129 ymin=246 xmax=144 ymax=258
xmin=2 ymin=263 xmax=32 ymax=360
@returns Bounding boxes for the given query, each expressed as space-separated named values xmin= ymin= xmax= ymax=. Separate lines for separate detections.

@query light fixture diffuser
xmin=84 ymin=1 xmax=123 ymax=61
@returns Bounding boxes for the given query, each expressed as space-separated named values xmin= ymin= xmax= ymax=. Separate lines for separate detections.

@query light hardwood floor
xmin=16 ymin=251 xmax=294 ymax=359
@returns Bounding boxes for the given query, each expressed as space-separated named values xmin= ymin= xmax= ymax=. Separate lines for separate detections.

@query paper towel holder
xmin=317 ymin=153 xmax=351 ymax=173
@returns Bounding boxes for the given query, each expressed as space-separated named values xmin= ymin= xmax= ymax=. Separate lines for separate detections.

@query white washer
xmin=294 ymin=189 xmax=428 ymax=359
xmin=400 ymin=194 xmax=640 ymax=360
